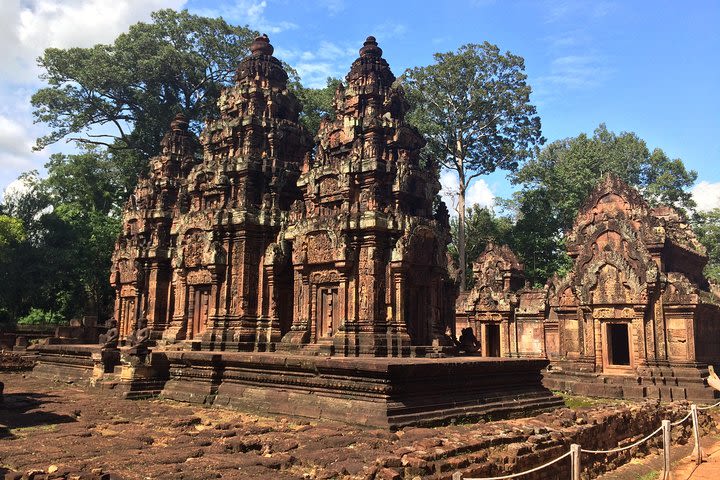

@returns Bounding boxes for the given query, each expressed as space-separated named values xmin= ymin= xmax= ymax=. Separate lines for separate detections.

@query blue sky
xmin=1 ymin=0 xmax=719 ymax=211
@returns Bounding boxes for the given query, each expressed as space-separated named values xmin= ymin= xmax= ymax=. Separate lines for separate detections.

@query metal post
xmin=570 ymin=444 xmax=581 ymax=480
xmin=691 ymin=404 xmax=703 ymax=465
xmin=661 ymin=419 xmax=672 ymax=480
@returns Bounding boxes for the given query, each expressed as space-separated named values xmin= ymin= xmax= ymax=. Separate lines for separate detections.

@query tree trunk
xmin=458 ymin=171 xmax=467 ymax=292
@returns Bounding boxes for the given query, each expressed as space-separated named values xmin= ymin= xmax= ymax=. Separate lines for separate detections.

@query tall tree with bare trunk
xmin=404 ymin=42 xmax=543 ymax=290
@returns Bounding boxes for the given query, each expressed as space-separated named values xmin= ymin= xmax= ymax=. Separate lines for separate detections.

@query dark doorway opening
xmin=486 ymin=324 xmax=501 ymax=357
xmin=608 ymin=323 xmax=630 ymax=366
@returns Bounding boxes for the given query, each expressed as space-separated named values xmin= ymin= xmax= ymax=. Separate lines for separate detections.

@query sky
xmin=1 ymin=0 xmax=719 ymax=212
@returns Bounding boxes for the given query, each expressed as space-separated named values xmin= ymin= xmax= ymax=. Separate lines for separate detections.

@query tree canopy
xmin=403 ymin=42 xmax=544 ymax=290
xmin=293 ymin=77 xmax=342 ymax=135
xmin=694 ymin=208 xmax=720 ymax=283
xmin=8 ymin=10 xmax=343 ymax=327
xmin=508 ymin=124 xmax=698 ymax=285
xmin=0 ymin=149 xmax=122 ymax=326
xmin=32 ymin=9 xmax=257 ymax=168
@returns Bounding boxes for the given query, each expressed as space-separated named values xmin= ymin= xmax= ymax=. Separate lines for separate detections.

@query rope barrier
xmin=671 ymin=410 xmax=693 ymax=427
xmin=457 ymin=398 xmax=720 ymax=480
xmin=463 ymin=451 xmax=572 ymax=480
xmin=581 ymin=424 xmax=664 ymax=454
xmin=697 ymin=399 xmax=720 ymax=411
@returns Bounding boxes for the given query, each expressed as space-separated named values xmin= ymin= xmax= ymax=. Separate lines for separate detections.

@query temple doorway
xmin=485 ymin=324 xmax=501 ymax=357
xmin=607 ymin=323 xmax=631 ymax=366
xmin=405 ymin=285 xmax=432 ymax=345
xmin=317 ymin=286 xmax=338 ymax=338
xmin=120 ymin=297 xmax=135 ymax=337
xmin=189 ymin=287 xmax=210 ymax=339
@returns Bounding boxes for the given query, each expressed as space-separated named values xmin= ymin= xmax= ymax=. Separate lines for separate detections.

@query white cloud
xmin=692 ymin=181 xmax=720 ymax=212
xmin=276 ymin=41 xmax=358 ymax=87
xmin=194 ymin=0 xmax=297 ymax=34
xmin=0 ymin=0 xmax=187 ymax=193
xmin=315 ymin=0 xmax=346 ymax=15
xmin=543 ymin=0 xmax=616 ymax=23
xmin=540 ymin=55 xmax=611 ymax=89
xmin=440 ymin=170 xmax=495 ymax=216
xmin=372 ymin=22 xmax=407 ymax=41
xmin=1 ymin=0 xmax=186 ymax=84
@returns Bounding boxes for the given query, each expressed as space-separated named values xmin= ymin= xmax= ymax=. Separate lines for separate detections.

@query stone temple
xmin=32 ymin=35 xmax=561 ymax=427
xmin=109 ymin=34 xmax=455 ymax=356
xmin=461 ymin=174 xmax=720 ymax=401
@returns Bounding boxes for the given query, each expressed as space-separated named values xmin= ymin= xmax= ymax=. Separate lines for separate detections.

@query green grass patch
xmin=554 ymin=392 xmax=625 ymax=409
xmin=10 ymin=424 xmax=58 ymax=436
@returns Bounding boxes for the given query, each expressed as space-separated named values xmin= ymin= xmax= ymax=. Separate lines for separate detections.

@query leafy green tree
xmin=0 ymin=214 xmax=26 ymax=325
xmin=17 ymin=308 xmax=65 ymax=326
xmin=32 ymin=9 xmax=257 ymax=179
xmin=404 ymin=42 xmax=544 ymax=290
xmin=0 ymin=215 xmax=25 ymax=254
xmin=448 ymin=204 xmax=513 ymax=288
xmin=293 ymin=77 xmax=342 ymax=134
xmin=694 ymin=208 xmax=720 ymax=283
xmin=0 ymin=149 xmax=123 ymax=324
xmin=509 ymin=124 xmax=697 ymax=285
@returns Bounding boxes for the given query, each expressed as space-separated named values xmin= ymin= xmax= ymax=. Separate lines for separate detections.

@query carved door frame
xmin=188 ymin=286 xmax=210 ymax=340
xmin=601 ymin=319 xmax=635 ymax=374
xmin=316 ymin=284 xmax=339 ymax=340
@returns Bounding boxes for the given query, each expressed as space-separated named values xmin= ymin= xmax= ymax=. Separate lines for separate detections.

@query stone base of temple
xmin=30 ymin=345 xmax=562 ymax=427
xmin=543 ymin=361 xmax=720 ymax=402
xmin=161 ymin=352 xmax=562 ymax=427
xmin=31 ymin=344 xmax=167 ymax=399
xmin=31 ymin=344 xmax=103 ymax=384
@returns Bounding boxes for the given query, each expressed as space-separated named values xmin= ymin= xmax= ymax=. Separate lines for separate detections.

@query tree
xmin=32 ymin=9 xmax=257 ymax=172
xmin=448 ymin=204 xmax=513 ymax=288
xmin=0 ymin=215 xmax=25 ymax=254
xmin=293 ymin=77 xmax=342 ymax=134
xmin=404 ymin=42 xmax=544 ymax=290
xmin=694 ymin=208 xmax=720 ymax=283
xmin=0 ymin=149 xmax=123 ymax=324
xmin=509 ymin=124 xmax=698 ymax=285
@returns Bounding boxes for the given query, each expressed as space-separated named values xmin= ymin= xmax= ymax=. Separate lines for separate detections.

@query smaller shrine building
xmin=462 ymin=174 xmax=720 ymax=401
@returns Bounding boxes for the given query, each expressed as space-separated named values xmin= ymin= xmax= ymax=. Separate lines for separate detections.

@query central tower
xmin=278 ymin=37 xmax=457 ymax=356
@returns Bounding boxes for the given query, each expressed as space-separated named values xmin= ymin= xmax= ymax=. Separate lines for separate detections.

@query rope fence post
xmin=691 ymin=404 xmax=703 ymax=465
xmin=570 ymin=444 xmax=581 ymax=480
xmin=661 ymin=419 xmax=672 ymax=480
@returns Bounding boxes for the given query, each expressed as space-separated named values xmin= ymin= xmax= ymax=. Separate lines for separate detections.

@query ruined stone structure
xmin=278 ymin=36 xmax=455 ymax=356
xmin=544 ymin=174 xmax=720 ymax=400
xmin=110 ymin=35 xmax=313 ymax=351
xmin=460 ymin=243 xmax=547 ymax=358
xmin=33 ymin=35 xmax=563 ymax=426
xmin=109 ymin=35 xmax=455 ymax=357
xmin=110 ymin=113 xmax=200 ymax=340
xmin=463 ymin=175 xmax=720 ymax=400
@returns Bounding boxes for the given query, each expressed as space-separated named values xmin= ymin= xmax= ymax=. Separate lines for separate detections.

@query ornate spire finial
xmin=250 ymin=34 xmax=274 ymax=56
xmin=359 ymin=36 xmax=382 ymax=58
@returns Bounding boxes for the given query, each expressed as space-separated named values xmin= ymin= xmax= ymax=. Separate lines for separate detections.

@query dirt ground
xmin=1 ymin=371 xmax=718 ymax=480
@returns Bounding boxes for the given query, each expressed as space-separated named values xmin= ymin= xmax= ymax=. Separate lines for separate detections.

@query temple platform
xmin=543 ymin=361 xmax=720 ymax=402
xmin=29 ymin=344 xmax=563 ymax=427
xmin=161 ymin=351 xmax=562 ymax=427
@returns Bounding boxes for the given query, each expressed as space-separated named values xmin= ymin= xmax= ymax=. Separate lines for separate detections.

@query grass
xmin=637 ymin=471 xmax=659 ymax=480
xmin=10 ymin=424 xmax=58 ymax=436
xmin=554 ymin=392 xmax=626 ymax=409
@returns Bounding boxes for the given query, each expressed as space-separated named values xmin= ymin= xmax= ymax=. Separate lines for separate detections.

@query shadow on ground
xmin=0 ymin=391 xmax=76 ymax=439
